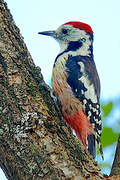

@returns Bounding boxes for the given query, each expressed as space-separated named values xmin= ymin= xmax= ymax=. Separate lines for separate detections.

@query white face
xmin=55 ymin=25 xmax=93 ymax=56
xmin=56 ymin=25 xmax=90 ymax=41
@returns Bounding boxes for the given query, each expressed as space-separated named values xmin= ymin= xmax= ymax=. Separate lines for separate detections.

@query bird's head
xmin=39 ymin=21 xmax=94 ymax=55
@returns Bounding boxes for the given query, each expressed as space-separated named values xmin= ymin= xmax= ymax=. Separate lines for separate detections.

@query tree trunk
xmin=0 ymin=0 xmax=119 ymax=179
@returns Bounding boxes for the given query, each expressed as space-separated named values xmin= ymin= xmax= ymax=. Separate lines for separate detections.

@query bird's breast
xmin=52 ymin=55 xmax=68 ymax=95
xmin=52 ymin=55 xmax=82 ymax=116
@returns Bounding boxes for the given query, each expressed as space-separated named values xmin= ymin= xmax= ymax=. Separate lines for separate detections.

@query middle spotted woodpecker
xmin=39 ymin=21 xmax=103 ymax=159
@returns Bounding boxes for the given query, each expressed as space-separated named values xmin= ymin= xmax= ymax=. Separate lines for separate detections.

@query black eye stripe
xmin=62 ymin=29 xmax=68 ymax=34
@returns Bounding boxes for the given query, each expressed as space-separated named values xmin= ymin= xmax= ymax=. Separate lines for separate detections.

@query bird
xmin=38 ymin=21 xmax=103 ymax=159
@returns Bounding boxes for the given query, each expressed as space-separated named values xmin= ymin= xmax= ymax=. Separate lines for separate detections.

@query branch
xmin=110 ymin=135 xmax=120 ymax=176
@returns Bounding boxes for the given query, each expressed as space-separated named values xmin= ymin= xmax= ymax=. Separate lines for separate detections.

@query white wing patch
xmin=78 ymin=62 xmax=97 ymax=103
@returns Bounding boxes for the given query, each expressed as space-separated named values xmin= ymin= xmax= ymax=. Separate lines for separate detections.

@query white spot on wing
xmin=88 ymin=111 xmax=92 ymax=119
xmin=81 ymin=89 xmax=84 ymax=94
xmin=97 ymin=104 xmax=99 ymax=109
xmin=94 ymin=117 xmax=101 ymax=125
xmin=97 ymin=129 xmax=102 ymax=135
xmin=96 ymin=110 xmax=99 ymax=115
xmin=92 ymin=107 xmax=96 ymax=112
xmin=83 ymin=99 xmax=87 ymax=104
xmin=89 ymin=104 xmax=92 ymax=109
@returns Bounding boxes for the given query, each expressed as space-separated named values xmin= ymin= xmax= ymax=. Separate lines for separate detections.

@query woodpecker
xmin=38 ymin=21 xmax=103 ymax=159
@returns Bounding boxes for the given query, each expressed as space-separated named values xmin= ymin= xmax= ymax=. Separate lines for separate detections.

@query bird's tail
xmin=87 ymin=134 xmax=96 ymax=159
xmin=96 ymin=137 xmax=104 ymax=160
xmin=88 ymin=134 xmax=104 ymax=160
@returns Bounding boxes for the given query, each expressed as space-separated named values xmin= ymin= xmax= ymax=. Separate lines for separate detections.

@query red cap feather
xmin=63 ymin=21 xmax=93 ymax=34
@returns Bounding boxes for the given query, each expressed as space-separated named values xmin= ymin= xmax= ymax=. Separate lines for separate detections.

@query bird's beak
xmin=38 ymin=30 xmax=56 ymax=38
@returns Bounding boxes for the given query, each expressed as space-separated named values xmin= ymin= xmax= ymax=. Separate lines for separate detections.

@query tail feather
xmin=87 ymin=134 xmax=96 ymax=159
xmin=96 ymin=137 xmax=104 ymax=160
xmin=88 ymin=134 xmax=104 ymax=160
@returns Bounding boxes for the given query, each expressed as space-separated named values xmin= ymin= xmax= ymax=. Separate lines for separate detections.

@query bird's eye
xmin=62 ymin=29 xmax=68 ymax=34
xmin=81 ymin=38 xmax=86 ymax=42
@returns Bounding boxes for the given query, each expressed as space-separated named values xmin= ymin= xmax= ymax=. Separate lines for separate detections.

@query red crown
xmin=63 ymin=21 xmax=93 ymax=34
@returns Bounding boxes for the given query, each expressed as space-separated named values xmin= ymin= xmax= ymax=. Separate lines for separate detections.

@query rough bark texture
xmin=0 ymin=0 xmax=119 ymax=179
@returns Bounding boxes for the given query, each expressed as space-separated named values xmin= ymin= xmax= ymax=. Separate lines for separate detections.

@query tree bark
xmin=0 ymin=0 xmax=119 ymax=179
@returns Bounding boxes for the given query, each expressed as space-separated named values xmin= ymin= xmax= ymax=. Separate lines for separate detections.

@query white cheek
xmin=78 ymin=39 xmax=91 ymax=56
xmin=59 ymin=30 xmax=92 ymax=56
xmin=76 ymin=32 xmax=91 ymax=56
xmin=59 ymin=41 xmax=68 ymax=53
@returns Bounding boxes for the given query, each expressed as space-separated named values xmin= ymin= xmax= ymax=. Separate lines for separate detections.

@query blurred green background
xmin=98 ymin=99 xmax=120 ymax=174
